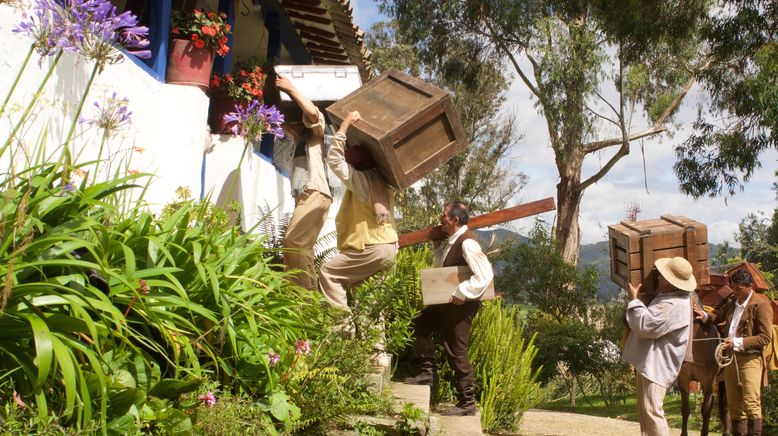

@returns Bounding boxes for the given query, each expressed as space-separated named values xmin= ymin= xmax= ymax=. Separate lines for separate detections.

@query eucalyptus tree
xmin=379 ymin=0 xmax=709 ymax=264
xmin=366 ymin=21 xmax=527 ymax=233
xmin=674 ymin=0 xmax=778 ymax=198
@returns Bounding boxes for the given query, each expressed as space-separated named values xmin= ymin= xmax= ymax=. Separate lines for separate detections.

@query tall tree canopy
xmin=674 ymin=1 xmax=778 ymax=198
xmin=379 ymin=0 xmax=709 ymax=264
xmin=366 ymin=21 xmax=526 ymax=233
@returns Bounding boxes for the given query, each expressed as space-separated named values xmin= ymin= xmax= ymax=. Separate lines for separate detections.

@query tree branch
xmin=592 ymin=88 xmax=620 ymax=120
xmin=585 ymin=103 xmax=620 ymax=128
xmin=574 ymin=142 xmax=630 ymax=194
xmin=482 ymin=19 xmax=541 ymax=97
xmin=582 ymin=124 xmax=667 ymax=153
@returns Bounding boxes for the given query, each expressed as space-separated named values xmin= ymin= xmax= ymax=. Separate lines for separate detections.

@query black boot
xmin=404 ymin=358 xmax=437 ymax=385
xmin=440 ymin=384 xmax=476 ymax=416
xmin=439 ymin=402 xmax=476 ymax=416
xmin=748 ymin=418 xmax=763 ymax=436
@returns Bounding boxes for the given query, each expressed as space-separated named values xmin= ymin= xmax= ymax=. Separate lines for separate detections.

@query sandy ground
xmin=518 ymin=409 xmax=717 ymax=436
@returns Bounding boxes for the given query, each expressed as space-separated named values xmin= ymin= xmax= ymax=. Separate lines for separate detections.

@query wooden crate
xmin=420 ymin=266 xmax=495 ymax=306
xmin=326 ymin=68 xmax=467 ymax=190
xmin=264 ymin=65 xmax=362 ymax=123
xmin=696 ymin=274 xmax=732 ymax=308
xmin=609 ymin=214 xmax=709 ymax=296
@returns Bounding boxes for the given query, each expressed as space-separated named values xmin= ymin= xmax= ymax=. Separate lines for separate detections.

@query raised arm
xmin=326 ymin=111 xmax=369 ymax=200
xmin=276 ymin=74 xmax=319 ymax=126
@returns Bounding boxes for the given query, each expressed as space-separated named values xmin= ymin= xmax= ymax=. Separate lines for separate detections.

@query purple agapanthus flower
xmin=79 ymin=92 xmax=132 ymax=135
xmin=13 ymin=1 xmax=71 ymax=56
xmin=13 ymin=0 xmax=150 ymax=63
xmin=223 ymin=100 xmax=285 ymax=141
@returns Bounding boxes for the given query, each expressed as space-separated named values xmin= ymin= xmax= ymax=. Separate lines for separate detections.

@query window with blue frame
xmin=109 ymin=1 xmax=200 ymax=81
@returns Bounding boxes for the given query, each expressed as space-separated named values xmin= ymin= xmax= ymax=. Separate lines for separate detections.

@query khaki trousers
xmin=319 ymin=243 xmax=397 ymax=311
xmin=725 ymin=352 xmax=763 ymax=420
xmin=636 ymin=372 xmax=669 ymax=436
xmin=283 ymin=190 xmax=331 ymax=291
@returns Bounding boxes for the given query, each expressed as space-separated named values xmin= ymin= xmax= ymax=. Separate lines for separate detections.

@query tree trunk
xmin=555 ymin=164 xmax=583 ymax=266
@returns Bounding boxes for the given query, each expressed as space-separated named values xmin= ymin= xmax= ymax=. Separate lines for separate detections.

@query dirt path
xmin=518 ymin=409 xmax=715 ymax=436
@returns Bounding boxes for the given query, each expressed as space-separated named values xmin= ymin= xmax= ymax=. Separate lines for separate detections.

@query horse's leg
xmin=718 ymin=380 xmax=731 ymax=436
xmin=700 ymin=382 xmax=714 ymax=436
xmin=680 ymin=381 xmax=690 ymax=436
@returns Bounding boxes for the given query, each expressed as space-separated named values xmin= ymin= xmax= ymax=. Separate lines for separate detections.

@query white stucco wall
xmin=0 ymin=3 xmax=338 ymax=241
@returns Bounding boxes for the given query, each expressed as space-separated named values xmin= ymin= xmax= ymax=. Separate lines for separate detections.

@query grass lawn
xmin=538 ymin=392 xmax=724 ymax=434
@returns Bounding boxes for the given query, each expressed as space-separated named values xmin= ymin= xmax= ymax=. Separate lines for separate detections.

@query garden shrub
xmin=470 ymin=300 xmax=542 ymax=432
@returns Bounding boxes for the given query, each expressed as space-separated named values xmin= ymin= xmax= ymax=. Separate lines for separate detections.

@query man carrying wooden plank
xmin=319 ymin=111 xmax=398 ymax=318
xmin=405 ymin=201 xmax=494 ymax=416
xmin=277 ymin=74 xmax=333 ymax=291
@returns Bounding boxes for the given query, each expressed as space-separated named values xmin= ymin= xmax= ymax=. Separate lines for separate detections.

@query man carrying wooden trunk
xmin=319 ymin=111 xmax=398 ymax=318
xmin=405 ymin=201 xmax=494 ymax=416
xmin=277 ymin=74 xmax=333 ymax=291
xmin=695 ymin=269 xmax=773 ymax=436
xmin=622 ymin=257 xmax=694 ymax=436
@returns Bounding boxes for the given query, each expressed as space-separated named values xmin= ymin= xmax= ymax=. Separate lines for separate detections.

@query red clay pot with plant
xmin=166 ymin=9 xmax=231 ymax=90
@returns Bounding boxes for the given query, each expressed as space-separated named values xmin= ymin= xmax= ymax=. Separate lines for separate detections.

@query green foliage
xmin=497 ymin=221 xmax=599 ymax=322
xmin=675 ymin=1 xmax=778 ymax=198
xmin=470 ymin=300 xmax=541 ymax=433
xmin=395 ymin=402 xmax=425 ymax=435
xmin=762 ymin=371 xmax=778 ymax=433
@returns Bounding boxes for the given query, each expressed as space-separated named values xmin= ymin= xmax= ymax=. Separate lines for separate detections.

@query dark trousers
xmin=413 ymin=300 xmax=481 ymax=401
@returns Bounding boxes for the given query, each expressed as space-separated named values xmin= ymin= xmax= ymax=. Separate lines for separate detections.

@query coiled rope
xmin=693 ymin=337 xmax=741 ymax=386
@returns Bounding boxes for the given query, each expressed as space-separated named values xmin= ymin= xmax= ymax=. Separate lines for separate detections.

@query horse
xmin=676 ymin=310 xmax=730 ymax=436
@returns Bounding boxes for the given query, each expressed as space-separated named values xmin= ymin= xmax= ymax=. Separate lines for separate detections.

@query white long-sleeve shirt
xmin=622 ymin=290 xmax=692 ymax=387
xmin=326 ymin=132 xmax=370 ymax=202
xmin=433 ymin=225 xmax=494 ymax=301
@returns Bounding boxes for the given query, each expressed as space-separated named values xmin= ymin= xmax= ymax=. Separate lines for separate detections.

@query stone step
xmin=430 ymin=409 xmax=485 ymax=436
xmin=390 ymin=381 xmax=431 ymax=416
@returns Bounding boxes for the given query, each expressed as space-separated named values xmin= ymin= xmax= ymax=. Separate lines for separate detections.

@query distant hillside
xmin=476 ymin=228 xmax=737 ymax=301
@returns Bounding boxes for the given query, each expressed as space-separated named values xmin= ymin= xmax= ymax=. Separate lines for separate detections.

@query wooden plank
xmin=640 ymin=234 xmax=655 ymax=296
xmin=398 ymin=198 xmax=556 ymax=248
xmin=420 ymin=266 xmax=495 ymax=306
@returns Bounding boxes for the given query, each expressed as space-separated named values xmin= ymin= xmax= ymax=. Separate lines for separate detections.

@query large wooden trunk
xmin=420 ymin=266 xmax=495 ymax=306
xmin=326 ymin=68 xmax=467 ymax=190
xmin=264 ymin=65 xmax=362 ymax=123
xmin=609 ymin=214 xmax=709 ymax=296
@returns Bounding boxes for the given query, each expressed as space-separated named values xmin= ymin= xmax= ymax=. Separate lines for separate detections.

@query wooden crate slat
xmin=627 ymin=244 xmax=708 ymax=269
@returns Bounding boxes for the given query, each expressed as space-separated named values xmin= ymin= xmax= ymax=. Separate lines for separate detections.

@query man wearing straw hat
xmin=623 ymin=257 xmax=695 ymax=436
xmin=694 ymin=269 xmax=772 ymax=436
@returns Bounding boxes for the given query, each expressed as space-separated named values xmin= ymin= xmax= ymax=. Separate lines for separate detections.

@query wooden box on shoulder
xmin=325 ymin=68 xmax=467 ymax=190
xmin=608 ymin=215 xmax=709 ymax=295
xmin=420 ymin=266 xmax=495 ymax=306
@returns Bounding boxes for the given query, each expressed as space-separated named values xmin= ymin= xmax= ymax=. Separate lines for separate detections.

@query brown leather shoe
xmin=439 ymin=403 xmax=476 ymax=416
xmin=731 ymin=419 xmax=747 ymax=436
xmin=748 ymin=417 xmax=763 ymax=436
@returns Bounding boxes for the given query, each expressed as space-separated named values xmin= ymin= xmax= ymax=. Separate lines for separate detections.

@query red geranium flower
xmin=195 ymin=39 xmax=205 ymax=49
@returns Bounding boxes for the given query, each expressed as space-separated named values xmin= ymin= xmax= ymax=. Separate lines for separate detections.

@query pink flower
xmin=268 ymin=352 xmax=280 ymax=368
xmin=198 ymin=391 xmax=216 ymax=407
xmin=295 ymin=339 xmax=310 ymax=355
xmin=13 ymin=391 xmax=26 ymax=408
xmin=138 ymin=279 xmax=149 ymax=295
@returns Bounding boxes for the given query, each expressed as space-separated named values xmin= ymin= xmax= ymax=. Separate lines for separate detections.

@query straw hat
xmin=655 ymin=257 xmax=697 ymax=292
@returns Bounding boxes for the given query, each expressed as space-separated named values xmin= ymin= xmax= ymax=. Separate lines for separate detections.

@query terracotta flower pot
xmin=208 ymin=95 xmax=245 ymax=134
xmin=166 ymin=38 xmax=215 ymax=90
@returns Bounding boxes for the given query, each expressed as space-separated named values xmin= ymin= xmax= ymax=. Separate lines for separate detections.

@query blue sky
xmin=349 ymin=1 xmax=778 ymax=245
